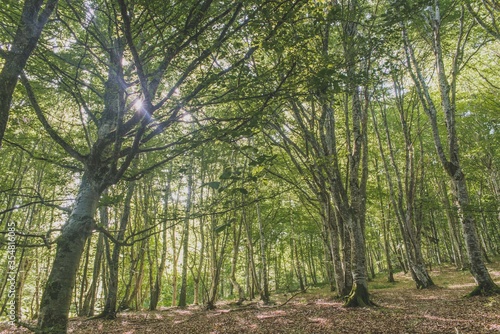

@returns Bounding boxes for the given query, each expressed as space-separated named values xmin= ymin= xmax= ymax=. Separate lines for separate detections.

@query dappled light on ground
xmin=255 ymin=310 xmax=287 ymax=319
xmin=1 ymin=264 xmax=500 ymax=333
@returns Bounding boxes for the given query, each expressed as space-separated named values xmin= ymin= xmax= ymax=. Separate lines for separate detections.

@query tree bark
xmin=341 ymin=0 xmax=373 ymax=307
xmin=438 ymin=180 xmax=466 ymax=269
xmin=230 ymin=216 xmax=246 ymax=305
xmin=402 ymin=3 xmax=499 ymax=295
xmin=0 ymin=0 xmax=58 ymax=147
xmin=150 ymin=171 xmax=172 ymax=310
xmin=100 ymin=181 xmax=135 ymax=319
xmin=178 ymin=162 xmax=193 ymax=307
xmin=81 ymin=231 xmax=104 ymax=316
xmin=256 ymin=197 xmax=270 ymax=304
xmin=37 ymin=174 xmax=101 ymax=333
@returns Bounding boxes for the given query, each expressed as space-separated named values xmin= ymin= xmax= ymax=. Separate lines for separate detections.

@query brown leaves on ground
xmin=2 ymin=265 xmax=500 ymax=334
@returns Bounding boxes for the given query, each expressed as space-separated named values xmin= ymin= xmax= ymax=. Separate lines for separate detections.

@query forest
xmin=0 ymin=0 xmax=499 ymax=333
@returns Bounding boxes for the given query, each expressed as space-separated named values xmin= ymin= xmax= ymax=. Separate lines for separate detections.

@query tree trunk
xmin=15 ymin=252 xmax=32 ymax=321
xmin=193 ymin=215 xmax=206 ymax=306
xmin=256 ymin=199 xmax=270 ymax=304
xmin=244 ymin=206 xmax=259 ymax=299
xmin=308 ymin=235 xmax=318 ymax=285
xmin=344 ymin=215 xmax=372 ymax=307
xmin=323 ymin=199 xmax=349 ymax=297
xmin=454 ymin=176 xmax=500 ymax=296
xmin=171 ymin=224 xmax=179 ymax=307
xmin=402 ymin=5 xmax=500 ymax=295
xmin=77 ymin=238 xmax=91 ymax=316
xmin=438 ymin=180 xmax=466 ymax=269
xmin=81 ymin=231 xmax=104 ymax=316
xmin=292 ymin=238 xmax=306 ymax=293
xmin=179 ymin=164 xmax=193 ymax=307
xmin=321 ymin=228 xmax=336 ymax=292
xmin=0 ymin=0 xmax=58 ymax=147
xmin=230 ymin=216 xmax=246 ymax=305
xmin=205 ymin=215 xmax=228 ymax=310
xmin=374 ymin=155 xmax=395 ymax=282
xmin=38 ymin=174 xmax=101 ymax=333
xmin=100 ymin=181 xmax=135 ymax=319
xmin=150 ymin=171 xmax=172 ymax=310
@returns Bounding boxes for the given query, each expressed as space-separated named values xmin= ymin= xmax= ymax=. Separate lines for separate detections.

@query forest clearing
xmin=2 ymin=263 xmax=500 ymax=333
xmin=1 ymin=0 xmax=500 ymax=333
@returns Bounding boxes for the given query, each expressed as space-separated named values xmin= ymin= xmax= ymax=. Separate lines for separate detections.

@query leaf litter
xmin=1 ymin=264 xmax=499 ymax=333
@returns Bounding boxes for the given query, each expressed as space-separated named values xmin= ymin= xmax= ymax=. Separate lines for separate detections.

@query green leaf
xmin=204 ymin=181 xmax=221 ymax=189
xmin=214 ymin=223 xmax=231 ymax=234
xmin=233 ymin=187 xmax=249 ymax=195
xmin=99 ymin=194 xmax=124 ymax=207
xmin=220 ymin=168 xmax=232 ymax=179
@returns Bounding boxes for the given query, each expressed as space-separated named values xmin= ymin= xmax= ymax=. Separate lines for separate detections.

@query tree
xmin=399 ymin=0 xmax=500 ymax=296
xmin=11 ymin=0 xmax=303 ymax=330
xmin=371 ymin=76 xmax=434 ymax=289
xmin=466 ymin=0 xmax=500 ymax=40
xmin=16 ymin=0 xmax=281 ymax=331
xmin=0 ymin=0 xmax=58 ymax=147
xmin=178 ymin=156 xmax=194 ymax=307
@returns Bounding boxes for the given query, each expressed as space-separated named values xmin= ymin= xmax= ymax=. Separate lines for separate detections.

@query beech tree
xmin=261 ymin=0 xmax=382 ymax=306
xmin=397 ymin=0 xmax=500 ymax=296
xmin=1 ymin=0 xmax=500 ymax=331
xmin=371 ymin=75 xmax=434 ymax=289
xmin=14 ymin=0 xmax=302 ymax=332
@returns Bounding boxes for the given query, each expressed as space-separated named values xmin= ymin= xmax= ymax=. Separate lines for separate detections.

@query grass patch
xmin=370 ymin=282 xmax=396 ymax=290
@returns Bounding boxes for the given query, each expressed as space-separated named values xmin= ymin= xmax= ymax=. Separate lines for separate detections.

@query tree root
xmin=86 ymin=311 xmax=117 ymax=321
xmin=15 ymin=320 xmax=40 ymax=333
xmin=466 ymin=283 xmax=500 ymax=298
xmin=343 ymin=283 xmax=376 ymax=308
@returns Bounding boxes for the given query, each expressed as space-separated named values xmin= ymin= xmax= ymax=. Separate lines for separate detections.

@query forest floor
xmin=2 ymin=263 xmax=500 ymax=334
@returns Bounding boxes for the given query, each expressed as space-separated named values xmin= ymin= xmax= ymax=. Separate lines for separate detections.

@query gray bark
xmin=101 ymin=181 xmax=135 ymax=318
xmin=0 ymin=0 xmax=58 ymax=147
xmin=179 ymin=163 xmax=193 ymax=307
xmin=402 ymin=3 xmax=499 ymax=295
xmin=38 ymin=174 xmax=101 ymax=333
xmin=342 ymin=0 xmax=372 ymax=307
xmin=150 ymin=171 xmax=172 ymax=310
xmin=256 ymin=195 xmax=270 ymax=303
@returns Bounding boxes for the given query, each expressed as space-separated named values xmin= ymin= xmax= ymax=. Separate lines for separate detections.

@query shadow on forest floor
xmin=2 ymin=262 xmax=500 ymax=333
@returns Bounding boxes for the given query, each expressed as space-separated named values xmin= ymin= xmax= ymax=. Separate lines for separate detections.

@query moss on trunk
xmin=466 ymin=282 xmax=500 ymax=297
xmin=343 ymin=283 xmax=375 ymax=308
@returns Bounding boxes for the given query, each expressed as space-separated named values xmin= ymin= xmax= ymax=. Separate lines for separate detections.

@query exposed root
xmin=15 ymin=320 xmax=40 ymax=333
xmin=466 ymin=283 xmax=500 ymax=298
xmin=343 ymin=283 xmax=376 ymax=308
xmin=204 ymin=302 xmax=217 ymax=311
xmin=86 ymin=312 xmax=116 ymax=321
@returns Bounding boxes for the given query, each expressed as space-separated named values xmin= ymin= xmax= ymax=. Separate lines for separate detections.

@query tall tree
xmin=178 ymin=157 xmax=194 ymax=307
xmin=15 ymin=0 xmax=302 ymax=331
xmin=371 ymin=79 xmax=434 ymax=289
xmin=399 ymin=0 xmax=500 ymax=296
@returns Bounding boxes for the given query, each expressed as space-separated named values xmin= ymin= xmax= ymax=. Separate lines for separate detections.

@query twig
xmin=274 ymin=286 xmax=309 ymax=308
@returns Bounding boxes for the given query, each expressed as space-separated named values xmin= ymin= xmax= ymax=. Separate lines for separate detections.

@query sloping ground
xmin=2 ymin=264 xmax=500 ymax=334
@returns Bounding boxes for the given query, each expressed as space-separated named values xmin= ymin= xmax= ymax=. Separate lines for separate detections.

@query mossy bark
xmin=410 ymin=262 xmax=435 ymax=289
xmin=38 ymin=175 xmax=100 ymax=333
xmin=343 ymin=282 xmax=374 ymax=308
xmin=467 ymin=282 xmax=500 ymax=297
